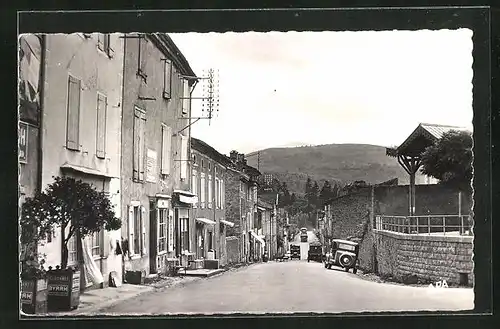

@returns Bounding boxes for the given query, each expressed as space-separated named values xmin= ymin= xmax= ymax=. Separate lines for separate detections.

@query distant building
xmin=257 ymin=198 xmax=275 ymax=259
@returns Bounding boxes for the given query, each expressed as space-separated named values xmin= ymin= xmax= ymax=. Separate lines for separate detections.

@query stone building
xmin=120 ymin=33 xmax=197 ymax=277
xmin=190 ymin=137 xmax=234 ymax=267
xmin=224 ymin=151 xmax=261 ymax=263
xmin=256 ymin=198 xmax=274 ymax=260
xmin=35 ymin=33 xmax=124 ymax=290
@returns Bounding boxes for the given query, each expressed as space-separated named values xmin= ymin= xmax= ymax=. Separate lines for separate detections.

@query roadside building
xmin=190 ymin=137 xmax=234 ymax=267
xmin=36 ymin=33 xmax=124 ymax=290
xmin=224 ymin=151 xmax=261 ymax=263
xmin=121 ymin=33 xmax=197 ymax=278
xmin=256 ymin=199 xmax=274 ymax=260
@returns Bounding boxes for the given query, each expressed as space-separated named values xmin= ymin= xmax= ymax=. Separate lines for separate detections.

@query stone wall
xmin=374 ymin=230 xmax=474 ymax=286
xmin=226 ymin=236 xmax=240 ymax=265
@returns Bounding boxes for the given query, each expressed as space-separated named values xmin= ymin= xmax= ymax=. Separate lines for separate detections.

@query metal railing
xmin=375 ymin=215 xmax=473 ymax=236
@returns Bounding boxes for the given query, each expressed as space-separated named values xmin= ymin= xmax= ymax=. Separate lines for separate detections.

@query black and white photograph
xmin=18 ymin=9 xmax=484 ymax=318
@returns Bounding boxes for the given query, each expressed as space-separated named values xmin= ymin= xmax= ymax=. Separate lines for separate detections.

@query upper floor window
xmin=163 ymin=59 xmax=172 ymax=99
xmin=179 ymin=134 xmax=188 ymax=180
xmin=96 ymin=93 xmax=107 ymax=159
xmin=181 ymin=79 xmax=190 ymax=116
xmin=66 ymin=75 xmax=81 ymax=151
xmin=133 ymin=107 xmax=146 ymax=182
xmin=97 ymin=33 xmax=112 ymax=57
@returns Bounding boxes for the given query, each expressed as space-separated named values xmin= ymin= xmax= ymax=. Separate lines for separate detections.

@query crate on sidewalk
xmin=125 ymin=270 xmax=145 ymax=285
xmin=204 ymin=259 xmax=219 ymax=269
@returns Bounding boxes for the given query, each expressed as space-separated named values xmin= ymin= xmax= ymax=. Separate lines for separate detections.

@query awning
xmin=250 ymin=231 xmax=266 ymax=247
xmin=155 ymin=193 xmax=171 ymax=199
xmin=196 ymin=218 xmax=216 ymax=225
xmin=179 ymin=195 xmax=198 ymax=204
xmin=60 ymin=162 xmax=117 ymax=179
xmin=174 ymin=190 xmax=196 ymax=197
xmin=220 ymin=219 xmax=235 ymax=227
xmin=257 ymin=206 xmax=266 ymax=211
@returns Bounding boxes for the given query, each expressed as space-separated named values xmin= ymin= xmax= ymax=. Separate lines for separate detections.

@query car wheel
xmin=353 ymin=268 xmax=358 ymax=274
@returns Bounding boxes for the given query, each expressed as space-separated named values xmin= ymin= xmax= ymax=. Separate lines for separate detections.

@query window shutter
xmin=128 ymin=206 xmax=135 ymax=256
xmin=133 ymin=111 xmax=140 ymax=180
xmin=96 ymin=94 xmax=107 ymax=159
xmin=182 ymin=79 xmax=189 ymax=115
xmin=161 ymin=125 xmax=172 ymax=175
xmin=168 ymin=210 xmax=174 ymax=252
xmin=163 ymin=60 xmax=172 ymax=99
xmin=222 ymin=180 xmax=225 ymax=209
xmin=66 ymin=76 xmax=81 ymax=150
xmin=141 ymin=206 xmax=147 ymax=255
xmin=138 ymin=114 xmax=146 ymax=181
xmin=180 ymin=134 xmax=188 ymax=180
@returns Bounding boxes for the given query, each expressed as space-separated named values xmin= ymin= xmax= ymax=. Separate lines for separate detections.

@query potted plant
xmin=21 ymin=176 xmax=121 ymax=312
xmin=20 ymin=194 xmax=52 ymax=314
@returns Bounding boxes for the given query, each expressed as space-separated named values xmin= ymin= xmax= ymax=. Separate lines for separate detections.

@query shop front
xmin=149 ymin=194 xmax=175 ymax=275
xmin=195 ymin=218 xmax=216 ymax=259
xmin=172 ymin=190 xmax=197 ymax=267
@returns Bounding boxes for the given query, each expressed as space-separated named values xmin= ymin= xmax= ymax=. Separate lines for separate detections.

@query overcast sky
xmin=170 ymin=29 xmax=473 ymax=155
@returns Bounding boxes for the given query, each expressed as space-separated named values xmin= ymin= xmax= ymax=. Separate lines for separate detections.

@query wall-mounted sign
xmin=19 ymin=122 xmax=28 ymax=163
xmin=146 ymin=149 xmax=157 ymax=183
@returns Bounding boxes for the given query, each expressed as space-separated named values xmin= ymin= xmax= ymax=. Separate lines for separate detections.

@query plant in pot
xmin=24 ymin=176 xmax=121 ymax=312
xmin=20 ymin=193 xmax=53 ymax=314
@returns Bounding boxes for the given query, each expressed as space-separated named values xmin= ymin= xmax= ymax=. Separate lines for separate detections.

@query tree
xmin=25 ymin=176 xmax=122 ymax=269
xmin=420 ymin=130 xmax=473 ymax=191
xmin=311 ymin=181 xmax=320 ymax=207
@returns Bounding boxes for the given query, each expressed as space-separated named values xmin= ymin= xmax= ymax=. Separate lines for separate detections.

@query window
xmin=66 ymin=75 xmax=81 ymax=151
xmin=137 ymin=34 xmax=147 ymax=81
xmin=192 ymin=170 xmax=198 ymax=208
xmin=200 ymin=173 xmax=206 ymax=208
xmin=18 ymin=122 xmax=28 ymax=164
xmin=161 ymin=124 xmax=172 ymax=175
xmin=91 ymin=230 xmax=102 ymax=257
xmin=180 ymin=217 xmax=189 ymax=253
xmin=96 ymin=94 xmax=107 ymax=159
xmin=201 ymin=159 xmax=204 ymax=168
xmin=208 ymin=162 xmax=211 ymax=171
xmin=128 ymin=204 xmax=146 ymax=257
xmin=208 ymin=175 xmax=213 ymax=209
xmin=133 ymin=108 xmax=146 ymax=181
xmin=67 ymin=235 xmax=77 ymax=265
xmin=192 ymin=154 xmax=197 ymax=165
xmin=179 ymin=134 xmax=189 ymax=180
xmin=97 ymin=33 xmax=112 ymax=57
xmin=158 ymin=209 xmax=167 ymax=253
xmin=163 ymin=59 xmax=172 ymax=99
xmin=182 ymin=79 xmax=190 ymax=115
xmin=215 ymin=178 xmax=220 ymax=209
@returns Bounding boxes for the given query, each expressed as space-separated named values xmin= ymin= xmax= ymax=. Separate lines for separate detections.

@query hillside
xmin=246 ymin=144 xmax=416 ymax=195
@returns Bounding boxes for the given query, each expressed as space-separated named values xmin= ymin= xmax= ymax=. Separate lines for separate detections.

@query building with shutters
xmin=32 ymin=33 xmax=124 ymax=291
xmin=190 ymin=137 xmax=234 ymax=267
xmin=120 ymin=33 xmax=198 ymax=278
xmin=224 ymin=151 xmax=261 ymax=263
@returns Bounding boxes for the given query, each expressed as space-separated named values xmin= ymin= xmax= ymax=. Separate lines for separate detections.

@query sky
xmin=170 ymin=29 xmax=474 ymax=155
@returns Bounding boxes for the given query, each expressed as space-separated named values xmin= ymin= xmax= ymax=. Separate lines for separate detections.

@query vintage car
xmin=290 ymin=245 xmax=301 ymax=260
xmin=300 ymin=233 xmax=308 ymax=242
xmin=324 ymin=239 xmax=359 ymax=274
xmin=307 ymin=242 xmax=323 ymax=262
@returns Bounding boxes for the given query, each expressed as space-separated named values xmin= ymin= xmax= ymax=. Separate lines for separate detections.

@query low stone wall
xmin=226 ymin=236 xmax=240 ymax=265
xmin=374 ymin=230 xmax=474 ymax=286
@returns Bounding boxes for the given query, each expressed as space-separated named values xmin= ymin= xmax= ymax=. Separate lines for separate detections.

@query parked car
xmin=324 ymin=239 xmax=359 ymax=274
xmin=307 ymin=243 xmax=323 ymax=262
xmin=300 ymin=233 xmax=308 ymax=242
xmin=290 ymin=245 xmax=301 ymax=260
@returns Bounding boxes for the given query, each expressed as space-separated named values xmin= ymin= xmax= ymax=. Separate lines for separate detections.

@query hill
xmin=246 ymin=144 xmax=415 ymax=195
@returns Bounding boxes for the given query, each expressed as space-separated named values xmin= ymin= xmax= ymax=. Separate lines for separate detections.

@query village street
xmin=101 ymin=258 xmax=473 ymax=315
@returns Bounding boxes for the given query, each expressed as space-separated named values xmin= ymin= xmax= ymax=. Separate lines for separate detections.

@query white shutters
xmin=168 ymin=209 xmax=174 ymax=252
xmin=141 ymin=206 xmax=147 ymax=255
xmin=96 ymin=93 xmax=107 ymax=159
xmin=66 ymin=75 xmax=81 ymax=150
xmin=200 ymin=173 xmax=206 ymax=207
xmin=163 ymin=60 xmax=172 ymax=99
xmin=182 ymin=79 xmax=190 ymax=115
xmin=208 ymin=175 xmax=212 ymax=209
xmin=215 ymin=177 xmax=219 ymax=209
xmin=161 ymin=124 xmax=172 ymax=175
xmin=180 ymin=134 xmax=188 ymax=180
xmin=192 ymin=169 xmax=198 ymax=208
xmin=128 ymin=206 xmax=135 ymax=256
xmin=133 ymin=108 xmax=146 ymax=181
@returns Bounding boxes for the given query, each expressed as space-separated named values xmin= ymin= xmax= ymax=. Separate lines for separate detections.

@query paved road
xmin=101 ymin=260 xmax=474 ymax=315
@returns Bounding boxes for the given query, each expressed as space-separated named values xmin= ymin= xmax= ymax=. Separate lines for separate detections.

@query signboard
xmin=19 ymin=122 xmax=28 ymax=163
xmin=146 ymin=149 xmax=157 ymax=183
xmin=21 ymin=280 xmax=35 ymax=304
